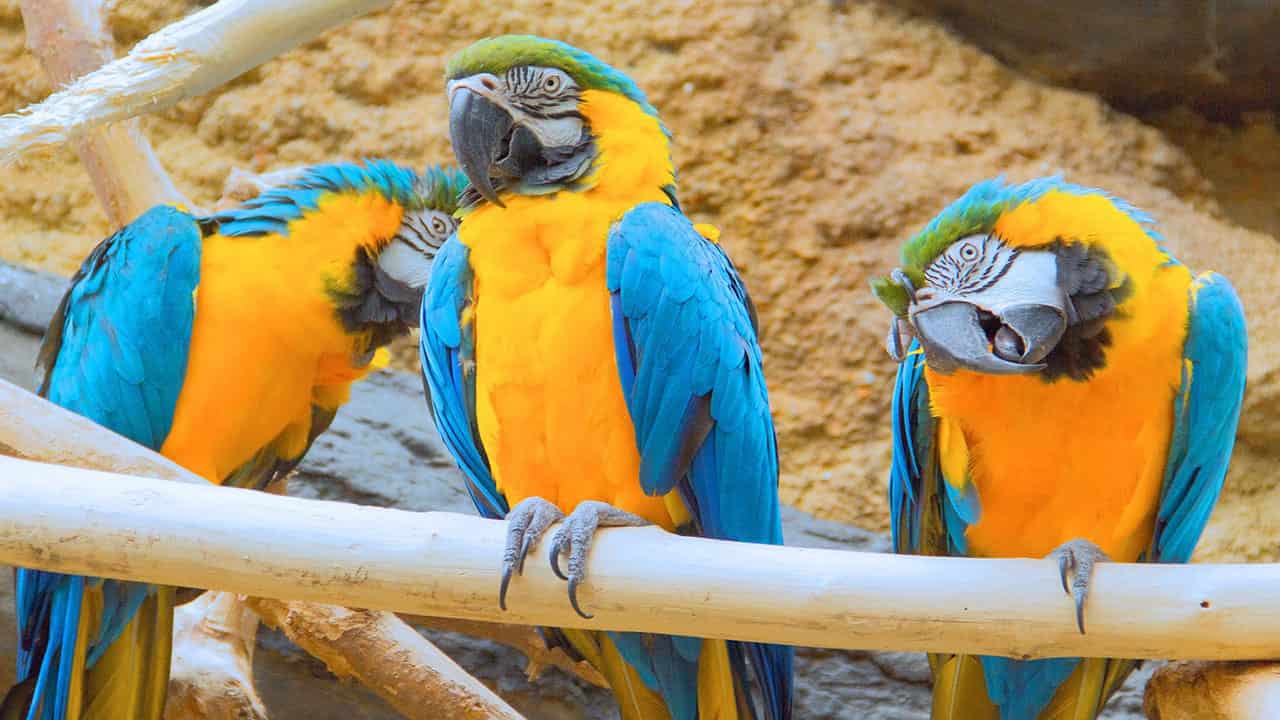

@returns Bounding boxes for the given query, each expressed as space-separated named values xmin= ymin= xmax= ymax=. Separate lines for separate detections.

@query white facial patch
xmin=377 ymin=208 xmax=456 ymax=289
xmin=377 ymin=239 xmax=434 ymax=288
xmin=960 ymin=250 xmax=1067 ymax=315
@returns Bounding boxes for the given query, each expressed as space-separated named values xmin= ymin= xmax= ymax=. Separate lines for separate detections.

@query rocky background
xmin=0 ymin=0 xmax=1277 ymax=717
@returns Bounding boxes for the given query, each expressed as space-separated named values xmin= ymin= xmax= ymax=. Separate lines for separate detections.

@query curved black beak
xmin=911 ymin=302 xmax=1063 ymax=375
xmin=449 ymin=87 xmax=512 ymax=208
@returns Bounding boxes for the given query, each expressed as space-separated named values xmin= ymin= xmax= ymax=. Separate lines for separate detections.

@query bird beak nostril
xmin=481 ymin=77 xmax=498 ymax=91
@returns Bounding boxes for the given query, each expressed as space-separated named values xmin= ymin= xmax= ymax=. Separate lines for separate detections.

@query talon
xmin=549 ymin=529 xmax=570 ymax=581
xmin=568 ymin=576 xmax=593 ymax=619
xmin=1046 ymin=538 xmax=1109 ymax=636
xmin=498 ymin=569 xmax=514 ymax=612
xmin=498 ymin=497 xmax=563 ymax=611
xmin=545 ymin=500 xmax=651 ymax=619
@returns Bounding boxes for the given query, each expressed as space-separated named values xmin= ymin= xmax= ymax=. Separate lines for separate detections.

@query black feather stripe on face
xmin=328 ymin=247 xmax=422 ymax=350
xmin=1039 ymin=239 xmax=1129 ymax=382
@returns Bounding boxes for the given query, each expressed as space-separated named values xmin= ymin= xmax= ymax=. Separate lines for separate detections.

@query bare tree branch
xmin=166 ymin=592 xmax=269 ymax=720
xmin=19 ymin=0 xmax=189 ymax=226
xmin=248 ymin=599 xmax=523 ymax=720
xmin=1144 ymin=661 xmax=1280 ymax=719
xmin=398 ymin=615 xmax=607 ymax=688
xmin=1 ymin=450 xmax=1280 ymax=662
xmin=1 ymin=0 xmax=393 ymax=164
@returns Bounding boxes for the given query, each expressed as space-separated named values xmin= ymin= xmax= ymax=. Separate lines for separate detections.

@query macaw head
xmin=374 ymin=163 xmax=468 ymax=290
xmin=444 ymin=35 xmax=666 ymax=208
xmin=871 ymin=176 xmax=1155 ymax=381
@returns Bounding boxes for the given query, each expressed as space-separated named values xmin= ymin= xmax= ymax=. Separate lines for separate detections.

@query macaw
xmin=871 ymin=176 xmax=1247 ymax=720
xmin=8 ymin=160 xmax=466 ymax=720
xmin=420 ymin=35 xmax=793 ymax=720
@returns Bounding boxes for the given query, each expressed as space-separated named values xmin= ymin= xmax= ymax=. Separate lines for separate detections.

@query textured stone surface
xmin=0 ymin=281 xmax=1147 ymax=718
xmin=892 ymin=0 xmax=1280 ymax=114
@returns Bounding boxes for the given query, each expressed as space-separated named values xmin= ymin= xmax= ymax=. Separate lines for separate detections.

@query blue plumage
xmin=608 ymin=203 xmax=791 ymax=720
xmin=1152 ymin=273 xmax=1247 ymax=563
xmin=419 ymin=202 xmax=792 ymax=720
xmin=19 ymin=206 xmax=201 ymax=720
xmin=417 ymin=237 xmax=507 ymax=520
xmin=212 ymin=159 xmax=421 ymax=238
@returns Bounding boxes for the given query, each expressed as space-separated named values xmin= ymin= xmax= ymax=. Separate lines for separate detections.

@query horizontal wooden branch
xmin=0 ymin=453 xmax=1276 ymax=661
xmin=0 ymin=0 xmax=393 ymax=163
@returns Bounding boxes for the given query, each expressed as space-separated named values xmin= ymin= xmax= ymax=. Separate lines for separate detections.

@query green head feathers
xmin=416 ymin=164 xmax=469 ymax=215
xmin=446 ymin=35 xmax=659 ymax=118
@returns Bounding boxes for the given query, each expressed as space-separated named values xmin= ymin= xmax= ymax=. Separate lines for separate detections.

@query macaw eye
xmin=959 ymin=242 xmax=979 ymax=261
xmin=429 ymin=215 xmax=450 ymax=238
xmin=542 ymin=73 xmax=563 ymax=94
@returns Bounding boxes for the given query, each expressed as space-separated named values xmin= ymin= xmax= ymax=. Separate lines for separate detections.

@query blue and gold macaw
xmin=8 ymin=160 xmax=466 ymax=720
xmin=872 ymin=176 xmax=1247 ymax=719
xmin=420 ymin=36 xmax=793 ymax=720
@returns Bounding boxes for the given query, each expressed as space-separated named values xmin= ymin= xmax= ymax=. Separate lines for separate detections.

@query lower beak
xmin=448 ymin=87 xmax=513 ymax=208
xmin=911 ymin=301 xmax=1065 ymax=375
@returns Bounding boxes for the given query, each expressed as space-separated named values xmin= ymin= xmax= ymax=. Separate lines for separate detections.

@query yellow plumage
xmin=926 ymin=190 xmax=1189 ymax=563
xmin=923 ymin=190 xmax=1194 ymax=719
xmin=161 ymin=190 xmax=403 ymax=483
xmin=76 ymin=191 xmax=406 ymax=720
xmin=460 ymin=89 xmax=743 ymax=719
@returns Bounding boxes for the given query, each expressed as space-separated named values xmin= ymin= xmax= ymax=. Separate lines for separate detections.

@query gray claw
xmin=547 ymin=500 xmax=650 ymax=620
xmin=499 ymin=497 xmax=564 ymax=611
xmin=1047 ymin=538 xmax=1110 ymax=635
xmin=891 ymin=268 xmax=917 ymax=298
xmin=886 ymin=316 xmax=916 ymax=362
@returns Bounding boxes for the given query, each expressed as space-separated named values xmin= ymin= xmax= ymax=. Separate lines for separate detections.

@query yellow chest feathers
xmin=923 ymin=191 xmax=1193 ymax=561
xmin=160 ymin=192 xmax=403 ymax=483
xmin=456 ymin=89 xmax=676 ymax=524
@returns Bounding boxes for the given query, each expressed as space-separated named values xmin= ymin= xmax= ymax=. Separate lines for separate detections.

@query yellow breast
xmin=924 ymin=191 xmax=1193 ymax=562
xmin=460 ymin=88 xmax=677 ymax=526
xmin=160 ymin=191 xmax=403 ymax=483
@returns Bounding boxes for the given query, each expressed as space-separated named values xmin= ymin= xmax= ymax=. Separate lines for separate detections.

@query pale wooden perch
xmin=0 ymin=380 xmax=522 ymax=719
xmin=0 ymin=0 xmax=394 ymax=164
xmin=2 ymin=453 xmax=1280 ymax=661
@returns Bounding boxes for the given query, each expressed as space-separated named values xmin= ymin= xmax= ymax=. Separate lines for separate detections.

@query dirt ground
xmin=1 ymin=0 xmax=1278 ymax=559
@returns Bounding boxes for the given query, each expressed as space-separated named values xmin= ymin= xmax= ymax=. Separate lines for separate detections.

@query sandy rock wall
xmin=0 ymin=0 xmax=1277 ymax=556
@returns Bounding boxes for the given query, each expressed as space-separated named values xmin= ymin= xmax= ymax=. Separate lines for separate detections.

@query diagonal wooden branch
xmin=247 ymin=599 xmax=526 ymax=720
xmin=0 ymin=380 xmax=524 ymax=719
xmin=0 ymin=0 xmax=394 ymax=164
xmin=19 ymin=0 xmax=189 ymax=226
xmin=398 ymin=616 xmax=606 ymax=688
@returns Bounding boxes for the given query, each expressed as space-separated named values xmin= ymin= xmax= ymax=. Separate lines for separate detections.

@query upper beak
xmin=448 ymin=84 xmax=513 ymax=208
xmin=909 ymin=300 xmax=1066 ymax=375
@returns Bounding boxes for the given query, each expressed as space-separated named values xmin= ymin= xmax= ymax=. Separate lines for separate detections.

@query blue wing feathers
xmin=607 ymin=202 xmax=791 ymax=720
xmin=1154 ymin=273 xmax=1247 ymax=563
xmin=418 ymin=237 xmax=508 ymax=520
xmin=20 ymin=205 xmax=201 ymax=719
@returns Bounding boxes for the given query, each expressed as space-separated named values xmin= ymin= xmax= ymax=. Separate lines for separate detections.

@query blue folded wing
xmin=19 ymin=205 xmax=201 ymax=719
xmin=1152 ymin=272 xmax=1247 ymax=564
xmin=606 ymin=202 xmax=791 ymax=720
xmin=417 ymin=236 xmax=507 ymax=520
